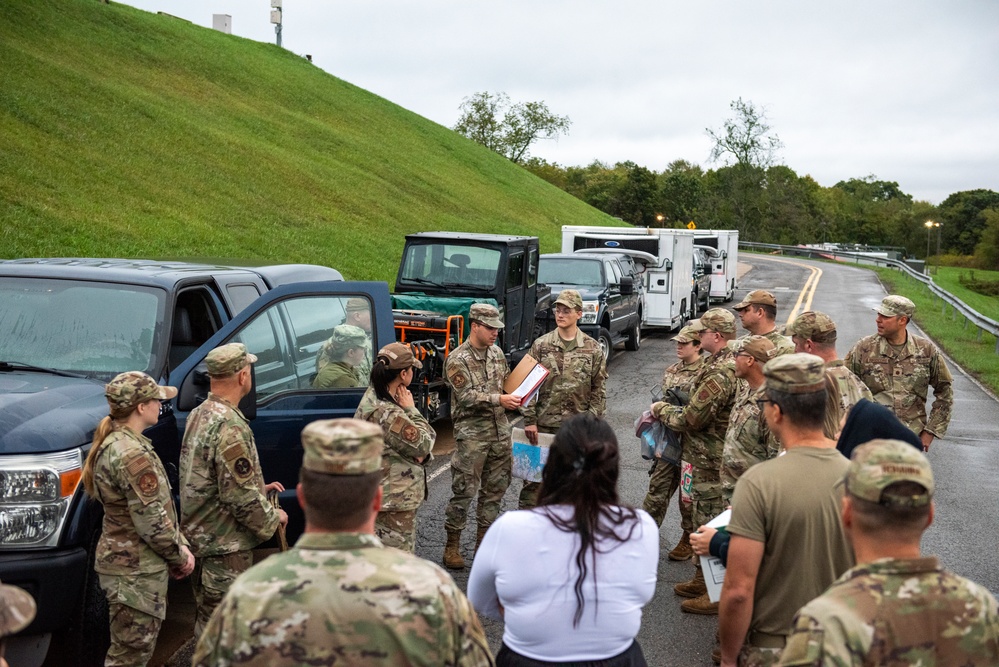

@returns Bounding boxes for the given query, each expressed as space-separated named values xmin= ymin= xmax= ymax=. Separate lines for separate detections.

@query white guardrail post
xmin=739 ymin=241 xmax=999 ymax=355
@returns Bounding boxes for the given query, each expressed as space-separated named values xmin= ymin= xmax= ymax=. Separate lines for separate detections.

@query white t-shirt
xmin=467 ymin=505 xmax=659 ymax=661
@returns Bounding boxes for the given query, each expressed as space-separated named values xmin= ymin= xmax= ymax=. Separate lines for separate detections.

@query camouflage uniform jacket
xmin=445 ymin=340 xmax=512 ymax=443
xmin=521 ymin=328 xmax=607 ymax=431
xmin=93 ymin=424 xmax=189 ymax=575
xmin=355 ymin=387 xmax=436 ymax=512
xmin=314 ymin=360 xmax=362 ymax=389
xmin=655 ymin=347 xmax=737 ymax=477
xmin=192 ymin=532 xmax=495 ymax=667
xmin=780 ymin=556 xmax=999 ymax=666
xmin=180 ymin=393 xmax=280 ymax=557
xmin=721 ymin=383 xmax=779 ymax=503
xmin=738 ymin=329 xmax=795 ymax=357
xmin=822 ymin=360 xmax=873 ymax=439
xmin=317 ymin=334 xmax=372 ymax=383
xmin=661 ymin=355 xmax=706 ymax=396
xmin=844 ymin=333 xmax=954 ymax=437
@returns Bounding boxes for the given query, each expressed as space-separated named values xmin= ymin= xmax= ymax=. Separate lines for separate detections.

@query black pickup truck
xmin=0 ymin=259 xmax=396 ymax=667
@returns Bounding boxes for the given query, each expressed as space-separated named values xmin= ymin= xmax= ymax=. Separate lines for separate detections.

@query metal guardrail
xmin=740 ymin=241 xmax=999 ymax=354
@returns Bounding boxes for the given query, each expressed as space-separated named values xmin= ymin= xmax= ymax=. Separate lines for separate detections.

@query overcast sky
xmin=120 ymin=1 xmax=998 ymax=204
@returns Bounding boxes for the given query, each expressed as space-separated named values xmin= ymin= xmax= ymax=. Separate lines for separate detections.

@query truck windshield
xmin=538 ymin=258 xmax=604 ymax=287
xmin=398 ymin=243 xmax=500 ymax=289
xmin=0 ymin=278 xmax=164 ymax=379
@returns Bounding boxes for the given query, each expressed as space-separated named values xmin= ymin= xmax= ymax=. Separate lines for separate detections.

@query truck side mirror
xmin=620 ymin=276 xmax=635 ymax=295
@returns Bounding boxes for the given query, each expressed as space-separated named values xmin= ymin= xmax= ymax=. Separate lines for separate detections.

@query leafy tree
xmin=937 ymin=189 xmax=999 ymax=255
xmin=706 ymin=98 xmax=783 ymax=169
xmin=454 ymin=91 xmax=571 ymax=164
xmin=610 ymin=162 xmax=658 ymax=225
xmin=657 ymin=160 xmax=703 ymax=226
xmin=973 ymin=209 xmax=999 ymax=269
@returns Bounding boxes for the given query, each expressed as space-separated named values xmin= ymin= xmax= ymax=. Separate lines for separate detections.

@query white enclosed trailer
xmin=693 ymin=229 xmax=739 ymax=302
xmin=561 ymin=225 xmax=697 ymax=330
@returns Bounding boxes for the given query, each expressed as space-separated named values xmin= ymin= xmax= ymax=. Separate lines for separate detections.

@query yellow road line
xmin=746 ymin=255 xmax=822 ymax=327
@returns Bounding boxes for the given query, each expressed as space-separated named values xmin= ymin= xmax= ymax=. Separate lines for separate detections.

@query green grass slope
xmin=0 ymin=0 xmax=621 ymax=281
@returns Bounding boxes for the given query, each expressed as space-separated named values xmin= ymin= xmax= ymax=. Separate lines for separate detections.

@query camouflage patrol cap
xmin=735 ymin=335 xmax=776 ymax=363
xmin=687 ymin=318 xmax=706 ymax=333
xmin=763 ymin=352 xmax=826 ymax=394
xmin=206 ymin=343 xmax=257 ymax=377
xmin=671 ymin=325 xmax=701 ymax=343
xmin=733 ymin=289 xmax=777 ymax=311
xmin=553 ymin=289 xmax=583 ymax=311
xmin=700 ymin=308 xmax=736 ymax=334
xmin=875 ymin=295 xmax=915 ymax=318
xmin=376 ymin=342 xmax=422 ymax=370
xmin=326 ymin=324 xmax=368 ymax=355
xmin=789 ymin=311 xmax=838 ymax=343
xmin=0 ymin=582 xmax=36 ymax=638
xmin=846 ymin=439 xmax=934 ymax=508
xmin=301 ymin=418 xmax=383 ymax=475
xmin=470 ymin=303 xmax=504 ymax=329
xmin=345 ymin=297 xmax=369 ymax=313
xmin=105 ymin=371 xmax=177 ymax=411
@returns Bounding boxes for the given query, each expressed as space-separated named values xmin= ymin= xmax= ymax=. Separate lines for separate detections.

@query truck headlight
xmin=0 ymin=449 xmax=82 ymax=548
xmin=580 ymin=301 xmax=599 ymax=324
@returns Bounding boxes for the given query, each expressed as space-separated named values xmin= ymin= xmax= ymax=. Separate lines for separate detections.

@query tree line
xmin=455 ymin=94 xmax=999 ymax=268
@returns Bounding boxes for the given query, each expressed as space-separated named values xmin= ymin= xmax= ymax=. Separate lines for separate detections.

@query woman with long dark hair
xmin=468 ymin=413 xmax=658 ymax=666
xmin=354 ymin=342 xmax=436 ymax=552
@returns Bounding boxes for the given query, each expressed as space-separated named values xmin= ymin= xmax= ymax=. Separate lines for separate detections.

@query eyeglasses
xmin=755 ymin=398 xmax=775 ymax=409
xmin=552 ymin=306 xmax=575 ymax=315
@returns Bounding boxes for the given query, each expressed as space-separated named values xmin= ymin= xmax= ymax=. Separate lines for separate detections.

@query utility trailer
xmin=560 ymin=225 xmax=699 ymax=330
xmin=693 ymin=229 xmax=739 ymax=302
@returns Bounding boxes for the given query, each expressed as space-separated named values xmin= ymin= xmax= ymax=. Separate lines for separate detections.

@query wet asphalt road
xmin=162 ymin=255 xmax=999 ymax=666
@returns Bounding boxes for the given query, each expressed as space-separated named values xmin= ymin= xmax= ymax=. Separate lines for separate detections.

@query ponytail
xmin=82 ymin=404 xmax=136 ymax=497
xmin=370 ymin=357 xmax=403 ymax=404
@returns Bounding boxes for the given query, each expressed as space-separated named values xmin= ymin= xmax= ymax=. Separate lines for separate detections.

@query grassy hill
xmin=0 ymin=0 xmax=620 ymax=281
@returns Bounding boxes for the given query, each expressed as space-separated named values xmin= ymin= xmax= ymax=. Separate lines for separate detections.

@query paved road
xmin=163 ymin=254 xmax=999 ymax=666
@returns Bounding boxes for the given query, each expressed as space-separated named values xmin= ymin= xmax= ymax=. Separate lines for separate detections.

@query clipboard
xmin=504 ymin=354 xmax=549 ymax=406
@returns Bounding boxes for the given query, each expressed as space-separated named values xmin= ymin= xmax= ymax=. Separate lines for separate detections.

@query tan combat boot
xmin=668 ymin=530 xmax=693 ymax=561
xmin=443 ymin=529 xmax=465 ymax=570
xmin=673 ymin=562 xmax=707 ymax=598
xmin=681 ymin=592 xmax=719 ymax=615
xmin=474 ymin=524 xmax=489 ymax=554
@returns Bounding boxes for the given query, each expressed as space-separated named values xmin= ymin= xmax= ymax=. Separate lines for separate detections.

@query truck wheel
xmin=53 ymin=527 xmax=110 ymax=667
xmin=625 ymin=318 xmax=641 ymax=351
xmin=597 ymin=328 xmax=613 ymax=365
xmin=690 ymin=292 xmax=700 ymax=318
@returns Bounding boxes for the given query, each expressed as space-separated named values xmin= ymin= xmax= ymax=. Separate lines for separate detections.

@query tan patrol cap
xmin=846 ymin=439 xmax=933 ymax=508
xmin=345 ymin=298 xmax=369 ymax=313
xmin=206 ymin=343 xmax=257 ymax=377
xmin=105 ymin=371 xmax=177 ymax=411
xmin=875 ymin=295 xmax=915 ymax=318
xmin=301 ymin=418 xmax=383 ymax=475
xmin=376 ymin=342 xmax=422 ymax=370
xmin=671 ymin=325 xmax=701 ymax=343
xmin=735 ymin=335 xmax=776 ymax=363
xmin=470 ymin=303 xmax=504 ymax=329
xmin=789 ymin=311 xmax=837 ymax=343
xmin=700 ymin=308 xmax=736 ymax=334
xmin=733 ymin=289 xmax=777 ymax=311
xmin=763 ymin=352 xmax=826 ymax=394
xmin=0 ymin=582 xmax=36 ymax=638
xmin=553 ymin=289 xmax=583 ymax=311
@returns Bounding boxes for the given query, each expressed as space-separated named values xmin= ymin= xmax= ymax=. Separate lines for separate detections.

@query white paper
xmin=512 ymin=364 xmax=549 ymax=400
xmin=706 ymin=509 xmax=731 ymax=529
xmin=704 ymin=556 xmax=726 ymax=603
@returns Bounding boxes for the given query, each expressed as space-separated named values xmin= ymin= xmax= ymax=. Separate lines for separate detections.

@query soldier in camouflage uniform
xmin=313 ymin=324 xmax=368 ymax=388
xmin=82 ymin=372 xmax=194 ymax=666
xmin=788 ymin=311 xmax=872 ymax=439
xmin=443 ymin=303 xmax=520 ymax=570
xmin=844 ymin=295 xmax=953 ymax=451
xmin=193 ymin=419 xmax=494 ymax=667
xmin=180 ymin=344 xmax=287 ymax=638
xmin=721 ymin=336 xmax=779 ymax=504
xmin=641 ymin=324 xmax=705 ymax=562
xmin=780 ymin=439 xmax=999 ymax=667
xmin=733 ymin=290 xmax=795 ymax=356
xmin=355 ymin=342 xmax=436 ymax=552
xmin=653 ymin=308 xmax=738 ymax=615
xmin=316 ymin=297 xmax=373 ymax=383
xmin=520 ymin=289 xmax=607 ymax=509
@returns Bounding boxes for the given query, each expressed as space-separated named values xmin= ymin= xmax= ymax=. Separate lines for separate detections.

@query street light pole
xmin=270 ymin=0 xmax=282 ymax=47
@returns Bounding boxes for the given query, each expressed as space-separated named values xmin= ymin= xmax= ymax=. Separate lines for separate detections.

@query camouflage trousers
xmin=192 ymin=551 xmax=253 ymax=637
xmin=642 ymin=459 xmax=693 ymax=531
xmin=376 ymin=509 xmax=418 ymax=552
xmin=739 ymin=644 xmax=782 ymax=666
xmin=445 ymin=437 xmax=512 ymax=533
xmin=98 ymin=571 xmax=168 ymax=667
xmin=691 ymin=466 xmax=725 ymax=529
